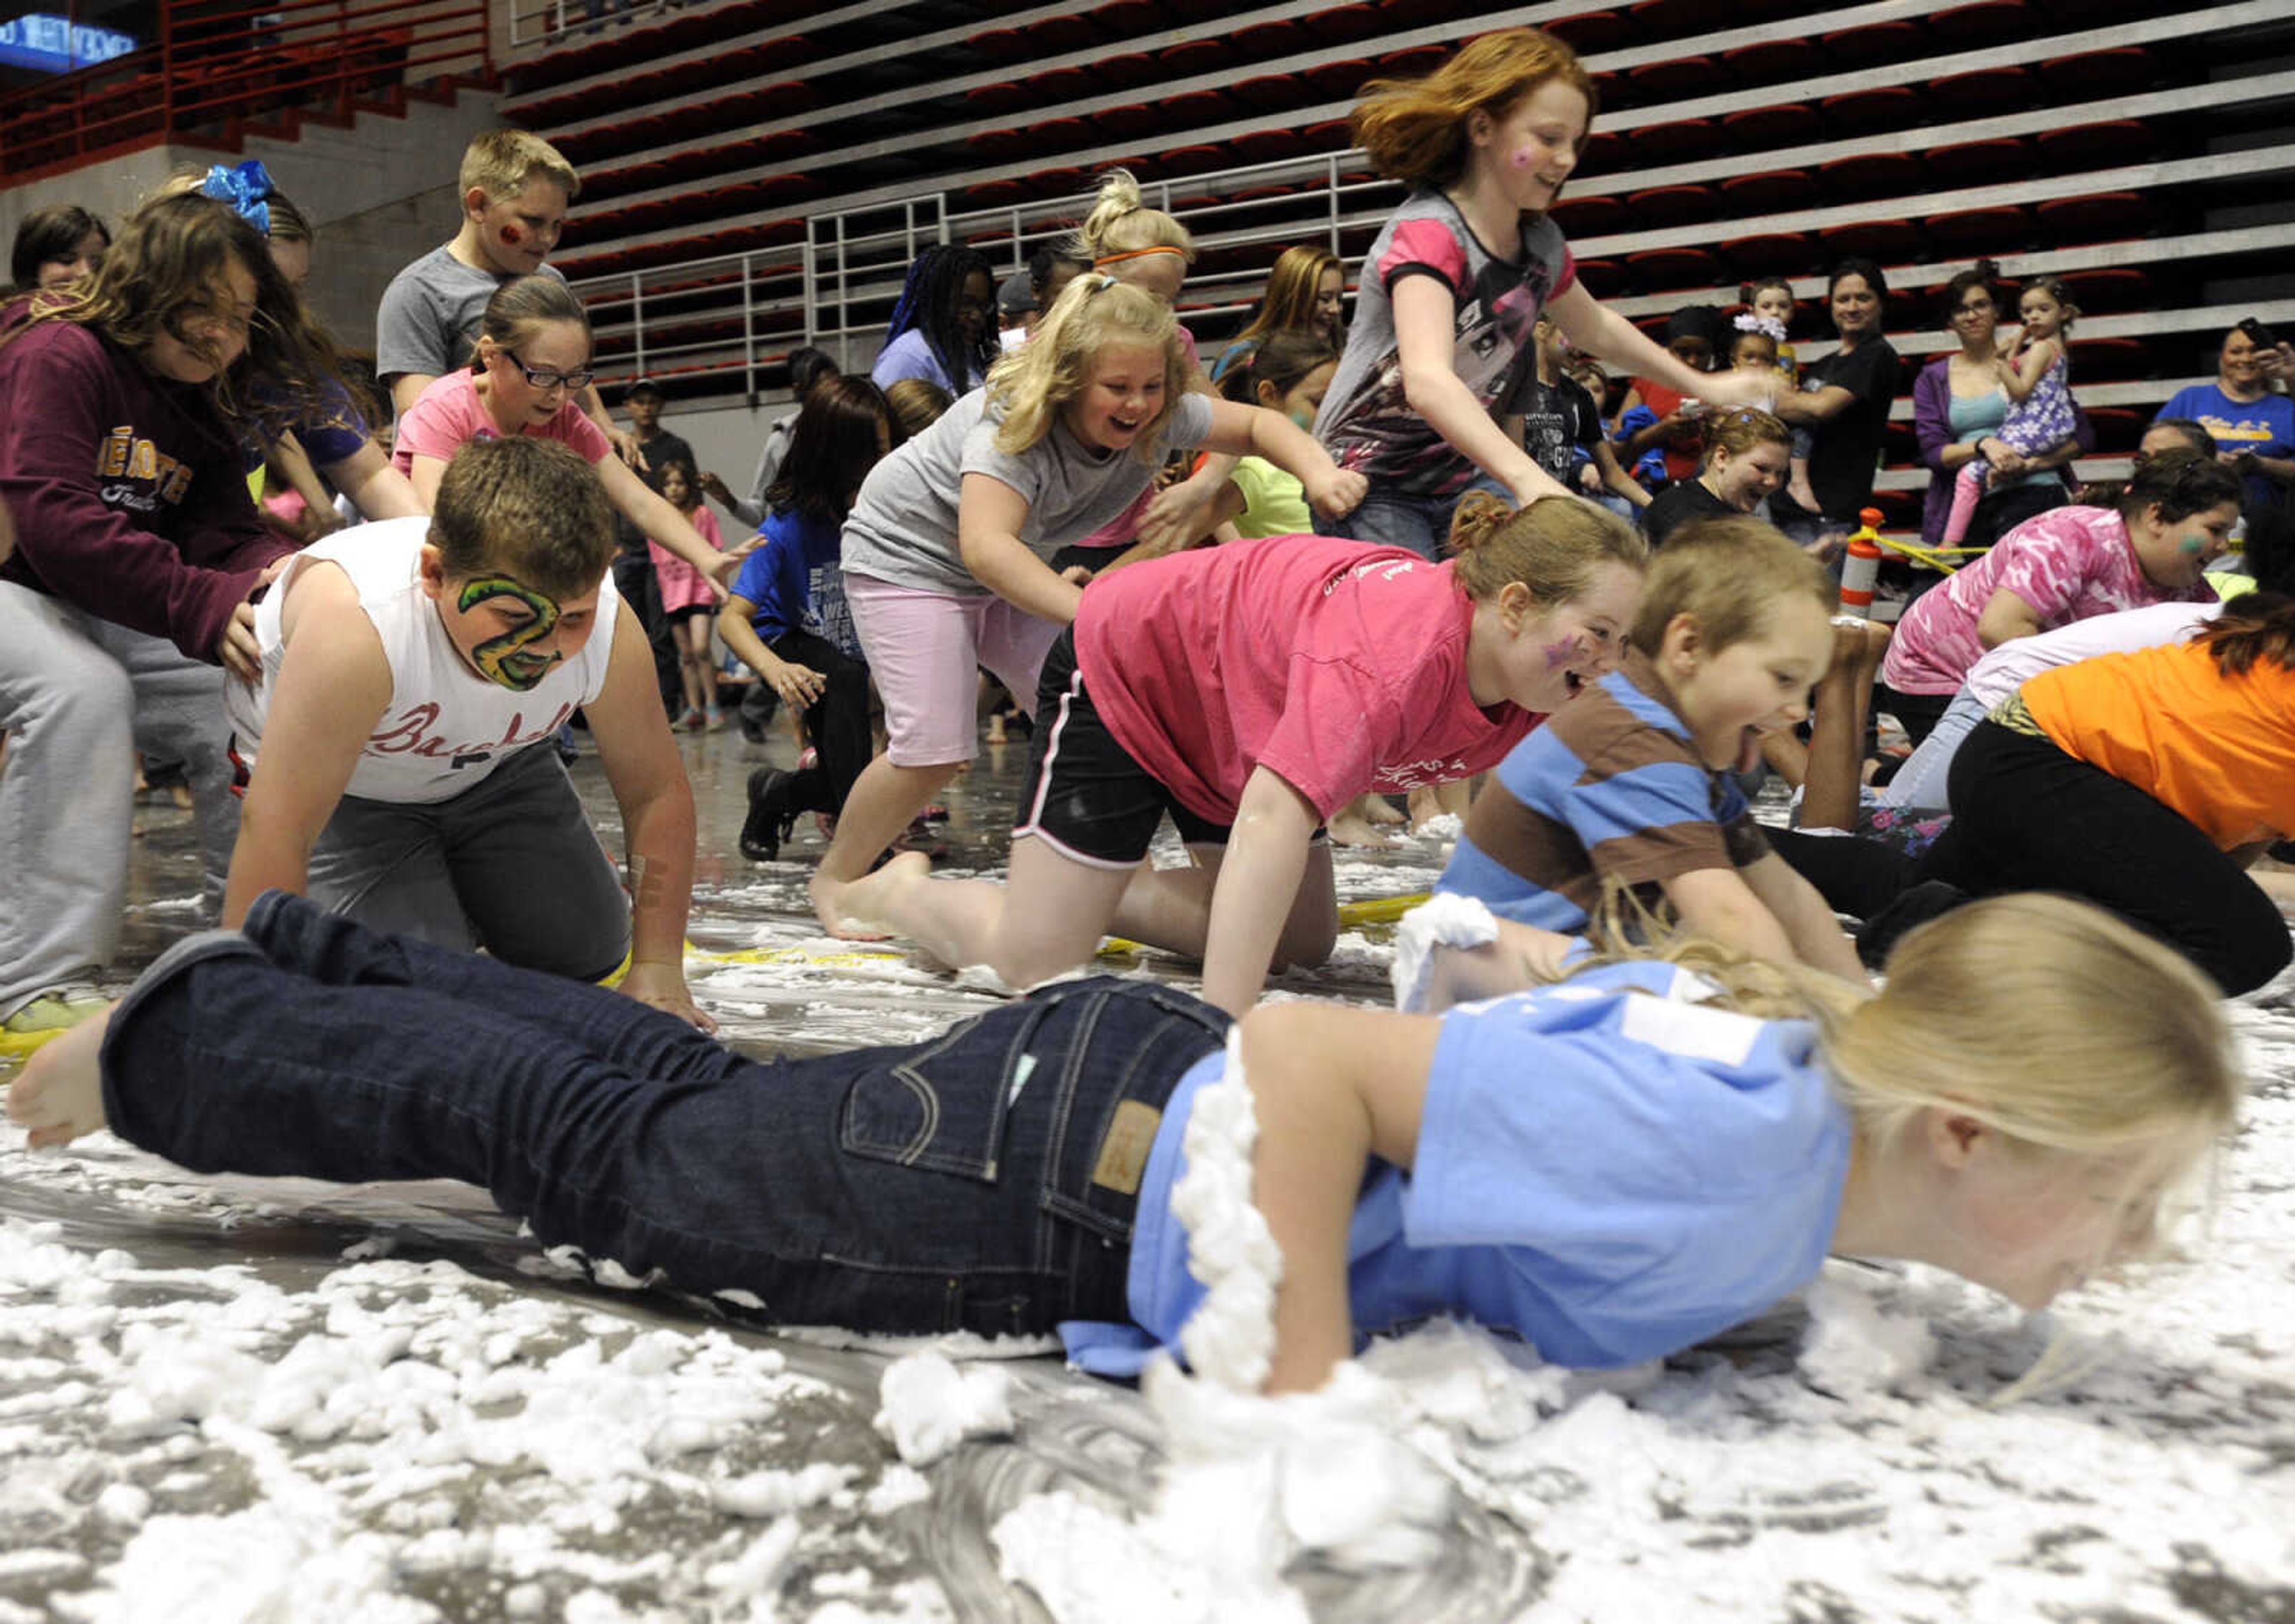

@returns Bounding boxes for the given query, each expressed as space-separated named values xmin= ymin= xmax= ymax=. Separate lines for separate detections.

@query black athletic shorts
xmin=1013 ymin=630 xmax=1234 ymax=867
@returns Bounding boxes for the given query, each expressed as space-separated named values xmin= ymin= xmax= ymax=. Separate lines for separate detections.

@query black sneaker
xmin=740 ymin=767 xmax=798 ymax=863
xmin=1855 ymin=879 xmax=1971 ymax=969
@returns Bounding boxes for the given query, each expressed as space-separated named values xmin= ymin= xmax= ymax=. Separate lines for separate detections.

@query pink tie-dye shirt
xmin=1880 ymin=504 xmax=2217 ymax=696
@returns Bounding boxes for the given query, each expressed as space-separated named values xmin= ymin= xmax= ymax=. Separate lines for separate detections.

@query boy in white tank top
xmin=222 ymin=437 xmax=708 ymax=1028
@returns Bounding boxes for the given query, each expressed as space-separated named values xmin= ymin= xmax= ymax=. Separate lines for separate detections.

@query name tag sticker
xmin=1091 ymin=1099 xmax=1162 ymax=1195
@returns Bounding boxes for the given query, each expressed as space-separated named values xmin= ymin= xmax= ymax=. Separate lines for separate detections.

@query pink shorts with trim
xmin=843 ymin=571 xmax=1063 ymax=766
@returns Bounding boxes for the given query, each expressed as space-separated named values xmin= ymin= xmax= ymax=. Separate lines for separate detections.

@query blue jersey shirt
xmin=1436 ymin=650 xmax=1769 ymax=930
xmin=728 ymin=506 xmax=842 ymax=643
xmin=1060 ymin=959 xmax=1853 ymax=1376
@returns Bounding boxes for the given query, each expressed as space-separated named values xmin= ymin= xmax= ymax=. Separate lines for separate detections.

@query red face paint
xmin=499 ymin=224 xmax=524 ymax=248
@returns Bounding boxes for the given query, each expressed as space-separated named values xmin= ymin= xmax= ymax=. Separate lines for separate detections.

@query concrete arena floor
xmin=2 ymin=720 xmax=2292 ymax=1623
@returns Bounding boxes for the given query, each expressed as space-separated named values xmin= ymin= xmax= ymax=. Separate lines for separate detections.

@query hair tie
xmin=1734 ymin=311 xmax=1787 ymax=342
xmin=200 ymin=160 xmax=275 ymax=235
xmin=1093 ymin=246 xmax=1185 ymax=268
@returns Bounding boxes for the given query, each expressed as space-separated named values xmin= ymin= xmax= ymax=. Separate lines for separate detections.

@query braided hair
xmin=883 ymin=244 xmax=996 ymax=393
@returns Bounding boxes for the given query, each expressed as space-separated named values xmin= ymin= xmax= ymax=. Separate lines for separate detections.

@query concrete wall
xmin=632 ymin=398 xmax=784 ymax=522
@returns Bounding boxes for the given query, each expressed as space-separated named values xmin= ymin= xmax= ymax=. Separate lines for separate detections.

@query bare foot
xmin=835 ymin=849 xmax=932 ymax=935
xmin=810 ymin=869 xmax=892 ymax=942
xmin=1360 ymin=796 xmax=1406 ymax=827
xmin=7 ymin=1004 xmax=115 ymax=1148
xmin=1327 ymin=810 xmax=1398 ymax=849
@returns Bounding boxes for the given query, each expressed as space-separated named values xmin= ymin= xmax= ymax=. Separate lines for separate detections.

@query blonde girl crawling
xmin=16 ymin=891 xmax=2236 ymax=1399
xmin=809 ymin=275 xmax=1364 ymax=938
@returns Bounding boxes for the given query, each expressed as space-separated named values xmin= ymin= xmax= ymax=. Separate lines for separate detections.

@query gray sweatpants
xmin=0 ymin=582 xmax=240 ymax=1020
xmin=304 ymin=742 xmax=631 ymax=981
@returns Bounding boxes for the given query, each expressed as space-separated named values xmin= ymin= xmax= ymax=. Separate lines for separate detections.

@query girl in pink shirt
xmin=394 ymin=277 xmax=733 ymax=594
xmin=834 ymin=496 xmax=1648 ymax=1014
xmin=1877 ymin=451 xmax=2239 ymax=744
xmin=647 ymin=459 xmax=727 ymax=729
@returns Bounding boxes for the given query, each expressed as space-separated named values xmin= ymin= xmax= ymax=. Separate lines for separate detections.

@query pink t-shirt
xmin=649 ymin=504 xmax=723 ymax=612
xmin=391 ymin=368 xmax=611 ymax=475
xmin=1880 ymin=504 xmax=2217 ymax=696
xmin=1072 ymin=536 xmax=1541 ymax=824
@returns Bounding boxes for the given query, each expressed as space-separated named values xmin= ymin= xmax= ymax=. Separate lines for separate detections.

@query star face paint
xmin=457 ymin=575 xmax=564 ymax=691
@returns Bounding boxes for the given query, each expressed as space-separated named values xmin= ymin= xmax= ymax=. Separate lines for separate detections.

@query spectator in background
xmin=2158 ymin=323 xmax=2294 ymax=536
xmin=1614 ymin=304 xmax=1725 ymax=491
xmin=1640 ymin=407 xmax=1792 ymax=548
xmin=1208 ymin=244 xmax=1347 ymax=396
xmin=1912 ymin=262 xmax=2086 ymax=554
xmin=882 ymin=377 xmax=953 ymax=444
xmin=870 ymin=244 xmax=997 ymax=395
xmin=1517 ymin=311 xmax=1647 ymax=518
xmin=1769 ymin=259 xmax=1902 ymax=547
xmin=8 ymin=204 xmax=109 ymax=296
xmin=614 ymin=376 xmax=695 ymax=709
xmin=1000 ymin=246 xmax=1091 ymax=353
xmin=702 ymin=346 xmax=839 ymax=531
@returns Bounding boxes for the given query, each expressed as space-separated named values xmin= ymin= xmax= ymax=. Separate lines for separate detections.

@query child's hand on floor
xmin=620 ymin=961 xmax=715 ymax=1032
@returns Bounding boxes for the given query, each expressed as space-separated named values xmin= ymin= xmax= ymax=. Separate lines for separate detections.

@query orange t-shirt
xmin=2021 ymin=639 xmax=2295 ymax=850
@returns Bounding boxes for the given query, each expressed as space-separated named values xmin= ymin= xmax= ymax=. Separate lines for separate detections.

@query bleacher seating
xmin=492 ymin=0 xmax=2293 ymax=522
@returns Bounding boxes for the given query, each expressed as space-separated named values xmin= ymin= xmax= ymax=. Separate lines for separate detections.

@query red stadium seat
xmin=1572 ymin=256 xmax=1628 ymax=297
xmin=1924 ymin=137 xmax=2031 ymax=190
xmin=1158 ymin=38 xmax=1228 ymax=81
xmin=2066 ymin=338 xmax=2153 ymax=383
xmin=1927 ymin=204 xmax=2030 ymax=255
xmin=2040 ymin=47 xmax=2155 ymax=99
xmin=1096 ymin=53 xmax=1160 ymax=91
xmin=1543 ymin=10 xmax=1631 ymax=54
xmin=1817 ymin=216 xmax=1923 ymax=262
xmin=2034 ymin=191 xmax=2148 ymax=247
xmin=1230 ymin=124 xmax=1311 ymax=164
xmin=1721 ymin=233 xmax=1813 ymax=277
xmin=1087 ymin=0 xmax=1161 ymax=41
xmin=1626 ymin=56 xmax=1714 ymax=105
xmin=2034 ymin=121 xmax=2159 ymax=175
xmin=1716 ymin=38 xmax=1823 ymax=87
xmin=1816 ymin=151 xmax=1919 ymax=204
xmin=1625 ymin=184 xmax=1712 ymax=228
xmin=1819 ymin=85 xmax=1919 ymax=136
xmin=1718 ymin=169 xmax=1816 ymax=217
xmin=1817 ymin=20 xmax=1923 ymax=68
xmin=1929 ymin=0 xmax=2033 ymax=47
xmin=1626 ymin=245 xmax=1721 ymax=292
xmin=1549 ymin=194 xmax=1630 ymax=239
xmin=2055 ymin=265 xmax=2152 ymax=314
xmin=1627 ymin=117 xmax=1719 ymax=167
xmin=1233 ymin=74 xmax=1306 ymax=115
xmin=2082 ymin=406 xmax=2146 ymax=453
xmin=1230 ymin=19 xmax=1304 ymax=64
xmin=1927 ymin=66 xmax=2033 ymax=115
xmin=1718 ymin=103 xmax=1822 ymax=155
xmin=1303 ymin=4 xmax=1385 ymax=45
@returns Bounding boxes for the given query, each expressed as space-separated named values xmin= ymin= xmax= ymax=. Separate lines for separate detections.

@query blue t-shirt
xmin=2158 ymin=383 xmax=2294 ymax=515
xmin=728 ymin=506 xmax=842 ymax=642
xmin=870 ymin=327 xmax=983 ymax=394
xmin=1436 ymin=651 xmax=1770 ymax=930
xmin=1061 ymin=959 xmax=1852 ymax=1377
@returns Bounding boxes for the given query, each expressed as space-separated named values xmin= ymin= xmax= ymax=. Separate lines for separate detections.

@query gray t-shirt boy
xmin=841 ymin=387 xmax=1214 ymax=598
xmin=375 ymin=247 xmax=568 ymax=389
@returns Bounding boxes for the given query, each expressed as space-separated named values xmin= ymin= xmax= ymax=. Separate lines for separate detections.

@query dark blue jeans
xmin=1312 ymin=473 xmax=1510 ymax=561
xmin=100 ymin=892 xmax=1231 ymax=1338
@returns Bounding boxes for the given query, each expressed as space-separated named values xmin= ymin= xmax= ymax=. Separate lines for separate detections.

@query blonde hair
xmin=986 ymin=276 xmax=1186 ymax=463
xmin=430 ymin=436 xmax=614 ymax=600
xmin=1628 ymin=515 xmax=1832 ymax=653
xmin=1703 ymin=405 xmax=1791 ymax=463
xmin=475 ymin=274 xmax=590 ymax=368
xmin=460 ymin=129 xmax=581 ymax=203
xmin=1065 ymin=170 xmax=1195 ymax=267
xmin=1446 ymin=491 xmax=1648 ymax=603
xmin=1573 ymin=891 xmax=2239 ymax=1236
xmin=1352 ymin=27 xmax=1598 ymax=191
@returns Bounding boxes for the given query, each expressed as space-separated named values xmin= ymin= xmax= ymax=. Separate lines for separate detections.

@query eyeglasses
xmin=501 ymin=351 xmax=594 ymax=391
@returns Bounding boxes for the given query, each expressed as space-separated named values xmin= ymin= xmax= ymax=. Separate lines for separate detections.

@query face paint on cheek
xmin=457 ymin=576 xmax=563 ymax=690
xmin=499 ymin=224 xmax=524 ymax=249
xmin=2180 ymin=534 xmax=2207 ymax=555
xmin=1542 ymin=638 xmax=1583 ymax=669
xmin=1511 ymin=147 xmax=1538 ymax=169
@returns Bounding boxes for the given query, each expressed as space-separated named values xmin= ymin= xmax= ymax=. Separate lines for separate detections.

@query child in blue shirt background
xmin=717 ymin=377 xmax=898 ymax=863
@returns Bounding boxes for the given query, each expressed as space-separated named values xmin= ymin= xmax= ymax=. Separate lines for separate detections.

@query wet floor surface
xmin=5 ymin=724 xmax=2293 ymax=1622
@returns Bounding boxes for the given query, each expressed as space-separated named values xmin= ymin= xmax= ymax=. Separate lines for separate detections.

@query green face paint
xmin=456 ymin=574 xmax=563 ymax=691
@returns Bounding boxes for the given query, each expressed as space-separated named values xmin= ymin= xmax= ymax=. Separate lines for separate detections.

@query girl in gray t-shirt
xmin=807 ymin=276 xmax=1364 ymax=939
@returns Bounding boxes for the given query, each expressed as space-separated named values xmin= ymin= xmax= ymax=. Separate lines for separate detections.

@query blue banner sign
xmin=0 ymin=13 xmax=138 ymax=73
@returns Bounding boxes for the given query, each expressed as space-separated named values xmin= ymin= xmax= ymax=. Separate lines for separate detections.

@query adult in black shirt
xmin=1771 ymin=259 xmax=1901 ymax=541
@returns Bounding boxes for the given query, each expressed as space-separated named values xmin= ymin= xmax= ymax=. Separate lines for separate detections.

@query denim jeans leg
xmin=100 ymin=958 xmax=1228 ymax=1338
xmin=1338 ymin=490 xmax=1442 ymax=559
xmin=243 ymin=890 xmax=744 ymax=1085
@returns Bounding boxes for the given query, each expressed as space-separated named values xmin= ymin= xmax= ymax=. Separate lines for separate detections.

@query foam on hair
xmin=1627 ymin=515 xmax=1831 ymax=655
xmin=430 ymin=436 xmax=614 ymax=600
xmin=1351 ymin=27 xmax=1597 ymax=191
xmin=1445 ymin=491 xmax=1647 ymax=605
xmin=986 ymin=275 xmax=1186 ymax=463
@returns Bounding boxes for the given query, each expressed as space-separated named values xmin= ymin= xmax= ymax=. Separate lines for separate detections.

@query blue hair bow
xmin=200 ymin=160 xmax=275 ymax=236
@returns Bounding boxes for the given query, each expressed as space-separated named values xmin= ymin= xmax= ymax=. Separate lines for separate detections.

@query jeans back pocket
xmin=838 ymin=1004 xmax=1046 ymax=1180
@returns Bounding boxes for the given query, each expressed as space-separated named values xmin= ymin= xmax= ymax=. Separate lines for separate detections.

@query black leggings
xmin=1922 ymin=720 xmax=2291 ymax=995
xmin=772 ymin=628 xmax=871 ymax=818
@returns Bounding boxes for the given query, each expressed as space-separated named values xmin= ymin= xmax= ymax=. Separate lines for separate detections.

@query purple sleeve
xmin=1912 ymin=360 xmax=1953 ymax=472
xmin=0 ymin=331 xmax=278 ymax=659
